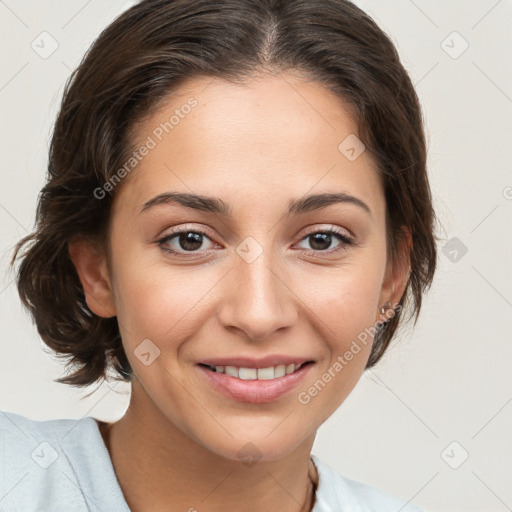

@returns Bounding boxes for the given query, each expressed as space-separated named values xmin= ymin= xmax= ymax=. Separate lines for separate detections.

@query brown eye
xmin=297 ymin=229 xmax=353 ymax=254
xmin=157 ymin=229 xmax=215 ymax=256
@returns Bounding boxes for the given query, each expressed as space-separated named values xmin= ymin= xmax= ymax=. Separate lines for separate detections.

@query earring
xmin=380 ymin=302 xmax=394 ymax=315
xmin=377 ymin=302 xmax=394 ymax=330
xmin=380 ymin=301 xmax=393 ymax=315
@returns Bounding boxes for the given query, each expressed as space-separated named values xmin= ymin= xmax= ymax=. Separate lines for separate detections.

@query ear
xmin=68 ymin=236 xmax=117 ymax=318
xmin=377 ymin=226 xmax=412 ymax=320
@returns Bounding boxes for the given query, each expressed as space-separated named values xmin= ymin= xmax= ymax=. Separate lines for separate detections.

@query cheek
xmin=291 ymin=271 xmax=381 ymax=428
xmin=111 ymin=251 xmax=218 ymax=346
xmin=298 ymin=259 xmax=383 ymax=337
xmin=293 ymin=257 xmax=384 ymax=402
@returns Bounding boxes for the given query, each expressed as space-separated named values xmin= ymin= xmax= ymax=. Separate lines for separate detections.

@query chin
xmin=198 ymin=423 xmax=313 ymax=464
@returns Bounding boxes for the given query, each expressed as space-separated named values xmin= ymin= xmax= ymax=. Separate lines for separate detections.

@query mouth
xmin=195 ymin=360 xmax=315 ymax=403
xmin=197 ymin=361 xmax=314 ymax=381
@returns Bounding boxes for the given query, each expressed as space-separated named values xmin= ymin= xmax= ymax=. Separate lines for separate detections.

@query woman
xmin=3 ymin=0 xmax=437 ymax=510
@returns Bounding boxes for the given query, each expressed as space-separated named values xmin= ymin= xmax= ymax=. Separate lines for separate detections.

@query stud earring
xmin=380 ymin=302 xmax=394 ymax=315
xmin=377 ymin=302 xmax=394 ymax=330
xmin=380 ymin=301 xmax=393 ymax=315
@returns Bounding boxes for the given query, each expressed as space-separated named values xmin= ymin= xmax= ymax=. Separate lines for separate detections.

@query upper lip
xmin=197 ymin=355 xmax=314 ymax=369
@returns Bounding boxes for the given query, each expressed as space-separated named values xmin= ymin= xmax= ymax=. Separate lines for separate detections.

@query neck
xmin=99 ymin=380 xmax=318 ymax=512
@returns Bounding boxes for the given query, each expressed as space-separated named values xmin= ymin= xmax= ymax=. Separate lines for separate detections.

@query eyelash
xmin=156 ymin=226 xmax=354 ymax=259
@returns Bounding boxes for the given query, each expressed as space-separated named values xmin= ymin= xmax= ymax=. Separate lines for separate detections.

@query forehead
xmin=113 ymin=72 xmax=383 ymax=218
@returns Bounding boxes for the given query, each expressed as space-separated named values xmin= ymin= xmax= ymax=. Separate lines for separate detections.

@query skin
xmin=69 ymin=71 xmax=410 ymax=512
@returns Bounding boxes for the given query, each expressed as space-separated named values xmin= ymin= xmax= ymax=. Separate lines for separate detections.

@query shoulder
xmin=0 ymin=408 xmax=95 ymax=467
xmin=0 ymin=408 xmax=88 ymax=476
xmin=311 ymin=455 xmax=426 ymax=512
xmin=0 ymin=409 xmax=120 ymax=512
xmin=0 ymin=407 xmax=85 ymax=440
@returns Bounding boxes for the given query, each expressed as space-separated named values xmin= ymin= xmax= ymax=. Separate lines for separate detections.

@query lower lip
xmin=196 ymin=363 xmax=313 ymax=404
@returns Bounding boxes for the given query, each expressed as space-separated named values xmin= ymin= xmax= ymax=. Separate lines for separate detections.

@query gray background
xmin=0 ymin=1 xmax=511 ymax=511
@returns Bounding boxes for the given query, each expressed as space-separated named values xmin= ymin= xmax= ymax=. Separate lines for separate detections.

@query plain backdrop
xmin=0 ymin=1 xmax=511 ymax=511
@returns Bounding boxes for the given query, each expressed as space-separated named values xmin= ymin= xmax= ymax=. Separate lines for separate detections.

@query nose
xmin=216 ymin=246 xmax=298 ymax=341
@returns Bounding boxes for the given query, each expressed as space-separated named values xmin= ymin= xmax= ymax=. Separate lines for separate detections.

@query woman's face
xmin=88 ymin=72 xmax=405 ymax=462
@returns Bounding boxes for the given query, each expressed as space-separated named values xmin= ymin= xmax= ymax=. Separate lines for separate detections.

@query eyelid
xmin=156 ymin=223 xmax=355 ymax=257
xmin=158 ymin=223 xmax=216 ymax=240
xmin=155 ymin=224 xmax=218 ymax=258
xmin=294 ymin=226 xmax=354 ymax=255
xmin=299 ymin=224 xmax=353 ymax=240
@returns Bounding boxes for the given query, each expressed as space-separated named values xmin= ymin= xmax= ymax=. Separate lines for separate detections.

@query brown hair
xmin=10 ymin=0 xmax=438 ymax=388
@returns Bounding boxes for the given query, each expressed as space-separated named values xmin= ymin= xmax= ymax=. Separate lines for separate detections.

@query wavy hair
xmin=10 ymin=0 xmax=438 ymax=388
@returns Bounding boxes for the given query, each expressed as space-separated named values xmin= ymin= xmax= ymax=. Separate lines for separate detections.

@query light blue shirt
xmin=0 ymin=409 xmax=424 ymax=511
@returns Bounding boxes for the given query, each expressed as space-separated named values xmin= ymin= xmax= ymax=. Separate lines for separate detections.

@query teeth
xmin=206 ymin=362 xmax=307 ymax=380
xmin=257 ymin=367 xmax=275 ymax=380
xmin=225 ymin=366 xmax=238 ymax=377
xmin=274 ymin=364 xmax=286 ymax=378
xmin=239 ymin=368 xmax=257 ymax=380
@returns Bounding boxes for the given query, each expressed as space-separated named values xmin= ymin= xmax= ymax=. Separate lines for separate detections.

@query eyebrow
xmin=139 ymin=191 xmax=372 ymax=217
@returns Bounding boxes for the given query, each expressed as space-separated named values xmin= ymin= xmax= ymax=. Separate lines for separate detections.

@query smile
xmin=200 ymin=362 xmax=309 ymax=380
xmin=196 ymin=361 xmax=314 ymax=403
